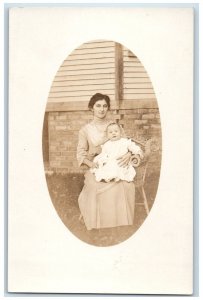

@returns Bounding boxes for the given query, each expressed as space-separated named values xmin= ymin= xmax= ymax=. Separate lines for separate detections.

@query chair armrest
xmin=130 ymin=154 xmax=141 ymax=167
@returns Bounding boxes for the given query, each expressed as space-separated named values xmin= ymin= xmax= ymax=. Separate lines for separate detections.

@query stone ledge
xmin=46 ymin=99 xmax=158 ymax=112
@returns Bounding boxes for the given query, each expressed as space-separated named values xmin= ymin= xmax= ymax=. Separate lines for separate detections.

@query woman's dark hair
xmin=88 ymin=93 xmax=110 ymax=109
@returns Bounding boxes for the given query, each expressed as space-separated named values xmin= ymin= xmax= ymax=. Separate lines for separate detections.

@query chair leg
xmin=141 ymin=186 xmax=149 ymax=215
xmin=79 ymin=213 xmax=85 ymax=224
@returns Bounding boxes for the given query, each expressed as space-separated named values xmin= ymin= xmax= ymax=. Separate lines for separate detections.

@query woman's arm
xmin=77 ymin=128 xmax=99 ymax=168
xmin=77 ymin=128 xmax=90 ymax=167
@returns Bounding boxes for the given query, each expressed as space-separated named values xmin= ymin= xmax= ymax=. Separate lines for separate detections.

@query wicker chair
xmin=131 ymin=138 xmax=161 ymax=215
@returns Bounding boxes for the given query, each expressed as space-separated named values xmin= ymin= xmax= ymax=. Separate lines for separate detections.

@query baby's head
xmin=106 ymin=122 xmax=122 ymax=141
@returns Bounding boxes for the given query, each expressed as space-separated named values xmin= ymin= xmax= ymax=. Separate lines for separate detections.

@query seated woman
xmin=77 ymin=93 xmax=136 ymax=231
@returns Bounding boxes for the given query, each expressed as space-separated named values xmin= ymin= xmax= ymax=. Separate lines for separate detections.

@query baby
xmin=91 ymin=122 xmax=144 ymax=182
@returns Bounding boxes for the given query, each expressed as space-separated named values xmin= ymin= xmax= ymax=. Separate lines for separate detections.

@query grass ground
xmin=45 ymin=167 xmax=160 ymax=247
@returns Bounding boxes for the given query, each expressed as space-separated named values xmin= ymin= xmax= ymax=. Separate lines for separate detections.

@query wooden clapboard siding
xmin=124 ymin=72 xmax=149 ymax=78
xmin=123 ymin=66 xmax=146 ymax=73
xmin=122 ymin=46 xmax=156 ymax=100
xmin=123 ymin=89 xmax=154 ymax=94
xmin=48 ymin=95 xmax=116 ymax=103
xmin=123 ymin=50 xmax=139 ymax=60
xmin=124 ymin=60 xmax=143 ymax=68
xmin=123 ymin=77 xmax=152 ymax=83
xmin=123 ymin=83 xmax=153 ymax=89
xmin=66 ymin=45 xmax=114 ymax=56
xmin=58 ymin=62 xmax=115 ymax=72
xmin=121 ymin=94 xmax=155 ymax=100
xmin=48 ymin=94 xmax=115 ymax=106
xmin=66 ymin=52 xmax=114 ymax=60
xmin=48 ymin=40 xmax=116 ymax=103
xmin=49 ymin=90 xmax=115 ymax=98
xmin=50 ymin=83 xmax=115 ymax=93
xmin=47 ymin=41 xmax=156 ymax=104
xmin=52 ymin=78 xmax=115 ymax=87
xmin=62 ymin=57 xmax=114 ymax=66
xmin=55 ymin=68 xmax=115 ymax=76
xmin=53 ymin=73 xmax=115 ymax=82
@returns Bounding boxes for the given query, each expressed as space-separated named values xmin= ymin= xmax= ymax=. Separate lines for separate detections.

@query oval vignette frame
xmin=42 ymin=40 xmax=162 ymax=247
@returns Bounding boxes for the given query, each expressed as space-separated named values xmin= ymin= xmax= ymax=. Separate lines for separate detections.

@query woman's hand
xmin=91 ymin=161 xmax=99 ymax=169
xmin=83 ymin=158 xmax=98 ymax=169
xmin=117 ymin=152 xmax=132 ymax=167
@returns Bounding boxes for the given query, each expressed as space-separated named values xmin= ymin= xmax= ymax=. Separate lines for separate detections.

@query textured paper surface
xmin=8 ymin=7 xmax=193 ymax=294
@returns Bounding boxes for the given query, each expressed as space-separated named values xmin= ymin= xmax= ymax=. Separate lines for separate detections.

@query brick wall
xmin=119 ymin=108 xmax=161 ymax=140
xmin=43 ymin=100 xmax=161 ymax=174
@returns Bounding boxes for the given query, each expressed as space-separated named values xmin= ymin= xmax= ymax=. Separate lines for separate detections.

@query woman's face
xmin=92 ymin=99 xmax=108 ymax=119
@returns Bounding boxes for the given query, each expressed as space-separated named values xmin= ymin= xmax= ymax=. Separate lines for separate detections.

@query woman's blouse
xmin=77 ymin=120 xmax=111 ymax=166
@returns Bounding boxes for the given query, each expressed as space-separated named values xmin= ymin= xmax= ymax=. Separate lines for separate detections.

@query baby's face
xmin=107 ymin=124 xmax=121 ymax=141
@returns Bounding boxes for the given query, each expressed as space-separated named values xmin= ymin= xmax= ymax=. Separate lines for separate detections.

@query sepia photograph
xmin=43 ymin=40 xmax=162 ymax=246
xmin=7 ymin=6 xmax=194 ymax=295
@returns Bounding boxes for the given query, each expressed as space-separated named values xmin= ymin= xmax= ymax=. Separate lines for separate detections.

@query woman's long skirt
xmin=78 ymin=171 xmax=135 ymax=230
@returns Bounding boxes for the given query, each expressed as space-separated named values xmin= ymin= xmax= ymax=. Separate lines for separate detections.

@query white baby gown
xmin=91 ymin=138 xmax=143 ymax=182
